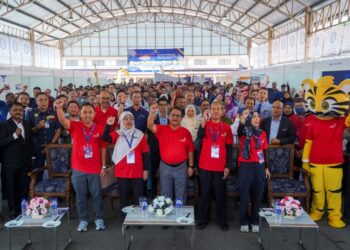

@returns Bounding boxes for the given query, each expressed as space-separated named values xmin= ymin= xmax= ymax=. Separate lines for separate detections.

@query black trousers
xmin=199 ymin=169 xmax=227 ymax=226
xmin=118 ymin=178 xmax=144 ymax=212
xmin=4 ymin=166 xmax=28 ymax=216
xmin=239 ymin=162 xmax=265 ymax=226
xmin=342 ymin=157 xmax=350 ymax=221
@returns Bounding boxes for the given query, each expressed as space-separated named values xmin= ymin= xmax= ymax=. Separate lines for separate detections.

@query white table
xmin=122 ymin=206 xmax=195 ymax=250
xmin=5 ymin=208 xmax=71 ymax=250
xmin=259 ymin=208 xmax=319 ymax=250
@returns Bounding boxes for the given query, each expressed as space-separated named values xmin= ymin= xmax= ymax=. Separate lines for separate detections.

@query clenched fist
xmin=15 ymin=128 xmax=22 ymax=136
xmin=107 ymin=116 xmax=115 ymax=126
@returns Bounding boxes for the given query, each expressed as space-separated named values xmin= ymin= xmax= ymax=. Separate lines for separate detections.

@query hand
xmin=240 ymin=109 xmax=250 ymax=124
xmin=143 ymin=170 xmax=148 ymax=181
xmin=100 ymin=168 xmax=106 ymax=178
xmin=150 ymin=103 xmax=158 ymax=114
xmin=265 ymin=168 xmax=271 ymax=179
xmin=107 ymin=116 xmax=115 ymax=126
xmin=3 ymin=84 xmax=10 ymax=90
xmin=170 ymin=91 xmax=176 ymax=101
xmin=223 ymin=168 xmax=230 ymax=180
xmin=21 ymin=85 xmax=28 ymax=91
xmin=55 ymin=99 xmax=64 ymax=110
xmin=187 ymin=167 xmax=194 ymax=177
xmin=15 ymin=128 xmax=22 ymax=136
xmin=270 ymin=139 xmax=281 ymax=145
xmin=302 ymin=162 xmax=310 ymax=173
xmin=37 ymin=120 xmax=46 ymax=129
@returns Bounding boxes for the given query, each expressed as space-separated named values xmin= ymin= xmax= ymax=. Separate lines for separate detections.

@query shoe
xmin=95 ymin=219 xmax=106 ymax=231
xmin=220 ymin=223 xmax=229 ymax=232
xmin=161 ymin=226 xmax=169 ymax=230
xmin=252 ymin=225 xmax=259 ymax=233
xmin=240 ymin=225 xmax=249 ymax=232
xmin=309 ymin=212 xmax=323 ymax=222
xmin=196 ymin=221 xmax=208 ymax=230
xmin=328 ymin=218 xmax=346 ymax=229
xmin=77 ymin=221 xmax=88 ymax=232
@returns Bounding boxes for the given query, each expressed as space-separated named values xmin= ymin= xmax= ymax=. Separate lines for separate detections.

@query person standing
xmin=255 ymin=88 xmax=272 ymax=119
xmin=147 ymin=104 xmax=194 ymax=203
xmin=0 ymin=102 xmax=33 ymax=219
xmin=55 ymin=99 xmax=106 ymax=232
xmin=125 ymin=91 xmax=149 ymax=133
xmin=196 ymin=101 xmax=233 ymax=232
xmin=94 ymin=91 xmax=118 ymax=130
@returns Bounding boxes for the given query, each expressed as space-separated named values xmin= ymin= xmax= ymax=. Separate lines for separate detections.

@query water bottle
xmin=274 ymin=201 xmax=282 ymax=222
xmin=175 ymin=198 xmax=182 ymax=217
xmin=21 ymin=199 xmax=28 ymax=216
xmin=51 ymin=198 xmax=58 ymax=217
xmin=141 ymin=198 xmax=148 ymax=218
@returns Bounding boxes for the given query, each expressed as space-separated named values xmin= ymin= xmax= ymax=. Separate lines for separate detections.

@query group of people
xmin=0 ymin=79 xmax=349 ymax=234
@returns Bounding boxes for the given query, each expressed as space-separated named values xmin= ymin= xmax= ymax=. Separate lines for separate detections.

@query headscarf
xmin=181 ymin=105 xmax=200 ymax=142
xmin=111 ymin=111 xmax=144 ymax=165
xmin=283 ymin=102 xmax=294 ymax=118
xmin=225 ymin=95 xmax=238 ymax=120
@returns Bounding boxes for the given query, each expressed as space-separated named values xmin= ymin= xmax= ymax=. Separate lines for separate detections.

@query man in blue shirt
xmin=124 ymin=91 xmax=149 ymax=133
xmin=255 ymin=88 xmax=272 ymax=119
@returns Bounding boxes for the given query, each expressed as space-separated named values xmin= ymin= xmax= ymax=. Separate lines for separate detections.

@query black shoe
xmin=220 ymin=223 xmax=229 ymax=232
xmin=161 ymin=226 xmax=169 ymax=230
xmin=177 ymin=226 xmax=185 ymax=230
xmin=197 ymin=222 xmax=208 ymax=230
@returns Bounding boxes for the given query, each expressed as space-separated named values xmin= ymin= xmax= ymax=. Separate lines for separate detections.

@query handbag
xmin=101 ymin=165 xmax=118 ymax=189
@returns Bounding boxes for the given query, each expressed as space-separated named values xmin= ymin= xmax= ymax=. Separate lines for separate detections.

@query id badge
xmin=83 ymin=145 xmax=93 ymax=159
xmin=257 ymin=150 xmax=265 ymax=164
xmin=45 ymin=121 xmax=50 ymax=128
xmin=211 ymin=145 xmax=220 ymax=159
xmin=127 ymin=151 xmax=135 ymax=164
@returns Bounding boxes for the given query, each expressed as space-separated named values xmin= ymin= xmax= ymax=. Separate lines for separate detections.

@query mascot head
xmin=302 ymin=76 xmax=350 ymax=118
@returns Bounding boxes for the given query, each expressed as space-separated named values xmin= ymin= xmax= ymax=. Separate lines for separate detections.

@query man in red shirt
xmin=148 ymin=104 xmax=194 ymax=205
xmin=56 ymin=99 xmax=107 ymax=232
xmin=94 ymin=91 xmax=118 ymax=130
xmin=196 ymin=101 xmax=233 ymax=232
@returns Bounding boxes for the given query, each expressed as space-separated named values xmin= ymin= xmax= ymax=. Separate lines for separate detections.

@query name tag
xmin=127 ymin=151 xmax=135 ymax=164
xmin=83 ymin=145 xmax=93 ymax=159
xmin=257 ymin=150 xmax=264 ymax=164
xmin=211 ymin=145 xmax=220 ymax=159
xmin=45 ymin=121 xmax=50 ymax=128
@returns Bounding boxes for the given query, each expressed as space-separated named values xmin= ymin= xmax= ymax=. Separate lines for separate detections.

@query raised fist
xmin=107 ymin=116 xmax=115 ymax=126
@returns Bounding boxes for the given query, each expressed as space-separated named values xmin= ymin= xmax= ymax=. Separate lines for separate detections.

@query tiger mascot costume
xmin=302 ymin=76 xmax=350 ymax=228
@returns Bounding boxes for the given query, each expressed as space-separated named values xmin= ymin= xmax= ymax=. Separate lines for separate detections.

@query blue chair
xmin=267 ymin=144 xmax=310 ymax=211
xmin=28 ymin=144 xmax=72 ymax=207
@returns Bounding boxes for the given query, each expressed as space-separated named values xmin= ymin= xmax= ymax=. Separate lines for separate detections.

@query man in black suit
xmin=261 ymin=100 xmax=295 ymax=145
xmin=0 ymin=102 xmax=33 ymax=219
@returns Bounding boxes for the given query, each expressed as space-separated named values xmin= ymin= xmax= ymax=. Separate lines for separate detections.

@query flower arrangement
xmin=148 ymin=196 xmax=174 ymax=217
xmin=279 ymin=196 xmax=303 ymax=219
xmin=26 ymin=197 xmax=50 ymax=219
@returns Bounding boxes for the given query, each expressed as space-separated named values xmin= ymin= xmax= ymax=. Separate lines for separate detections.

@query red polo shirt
xmin=238 ymin=130 xmax=269 ymax=164
xmin=155 ymin=125 xmax=194 ymax=164
xmin=110 ymin=132 xmax=149 ymax=178
xmin=299 ymin=115 xmax=316 ymax=148
xmin=199 ymin=121 xmax=233 ymax=172
xmin=94 ymin=106 xmax=118 ymax=130
xmin=69 ymin=121 xmax=106 ymax=174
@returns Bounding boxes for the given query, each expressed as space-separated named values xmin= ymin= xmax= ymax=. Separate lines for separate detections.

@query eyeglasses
xmin=170 ymin=114 xmax=181 ymax=118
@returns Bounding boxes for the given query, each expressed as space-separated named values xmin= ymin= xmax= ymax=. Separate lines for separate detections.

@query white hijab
xmin=111 ymin=111 xmax=144 ymax=165
xmin=181 ymin=104 xmax=200 ymax=142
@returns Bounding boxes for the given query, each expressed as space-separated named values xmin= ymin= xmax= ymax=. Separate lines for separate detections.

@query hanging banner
xmin=310 ymin=32 xmax=324 ymax=58
xmin=0 ymin=34 xmax=10 ymax=64
xmin=21 ymin=40 xmax=32 ymax=66
xmin=10 ymin=37 xmax=21 ymax=65
xmin=286 ymin=31 xmax=297 ymax=62
xmin=278 ymin=35 xmax=288 ymax=63
xmin=272 ymin=38 xmax=279 ymax=64
xmin=296 ymin=29 xmax=305 ymax=61
xmin=323 ymin=26 xmax=343 ymax=56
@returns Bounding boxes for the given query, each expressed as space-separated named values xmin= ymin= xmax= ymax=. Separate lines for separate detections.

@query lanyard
xmin=123 ymin=132 xmax=135 ymax=149
xmin=210 ymin=122 xmax=222 ymax=143
xmin=82 ymin=123 xmax=95 ymax=144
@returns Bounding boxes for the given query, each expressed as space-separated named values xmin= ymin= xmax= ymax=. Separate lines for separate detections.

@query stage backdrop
xmin=127 ymin=48 xmax=184 ymax=72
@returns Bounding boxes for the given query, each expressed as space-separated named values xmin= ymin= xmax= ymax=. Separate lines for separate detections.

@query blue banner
xmin=128 ymin=48 xmax=184 ymax=72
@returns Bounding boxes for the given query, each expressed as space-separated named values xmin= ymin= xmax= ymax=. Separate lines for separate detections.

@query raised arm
xmin=55 ymin=99 xmax=70 ymax=130
xmin=147 ymin=103 xmax=158 ymax=134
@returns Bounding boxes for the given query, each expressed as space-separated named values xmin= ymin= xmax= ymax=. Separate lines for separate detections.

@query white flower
xmin=148 ymin=206 xmax=155 ymax=213
xmin=164 ymin=207 xmax=173 ymax=215
xmin=165 ymin=197 xmax=172 ymax=205
xmin=26 ymin=209 xmax=31 ymax=216
xmin=159 ymin=201 xmax=165 ymax=208
xmin=156 ymin=209 xmax=163 ymax=216
xmin=158 ymin=196 xmax=165 ymax=202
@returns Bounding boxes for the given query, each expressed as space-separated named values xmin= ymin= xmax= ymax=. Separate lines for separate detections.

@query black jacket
xmin=0 ymin=119 xmax=34 ymax=168
xmin=261 ymin=116 xmax=295 ymax=145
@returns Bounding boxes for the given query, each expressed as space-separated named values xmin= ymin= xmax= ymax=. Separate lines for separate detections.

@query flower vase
xmin=31 ymin=214 xmax=45 ymax=219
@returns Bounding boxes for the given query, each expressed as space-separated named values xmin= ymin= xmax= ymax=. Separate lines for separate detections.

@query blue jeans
xmin=71 ymin=169 xmax=103 ymax=222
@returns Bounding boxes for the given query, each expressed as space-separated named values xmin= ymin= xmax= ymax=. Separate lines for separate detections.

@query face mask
xmin=294 ymin=107 xmax=305 ymax=115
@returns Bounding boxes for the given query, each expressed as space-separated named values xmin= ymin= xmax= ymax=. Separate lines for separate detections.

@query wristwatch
xmin=102 ymin=166 xmax=107 ymax=169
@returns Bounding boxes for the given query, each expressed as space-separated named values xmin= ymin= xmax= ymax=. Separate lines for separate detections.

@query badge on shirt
xmin=257 ymin=150 xmax=264 ymax=164
xmin=127 ymin=151 xmax=135 ymax=164
xmin=211 ymin=145 xmax=220 ymax=159
xmin=83 ymin=145 xmax=93 ymax=159
xmin=45 ymin=121 xmax=50 ymax=128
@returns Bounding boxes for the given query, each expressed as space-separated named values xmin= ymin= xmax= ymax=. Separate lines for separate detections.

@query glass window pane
xmin=231 ymin=45 xmax=239 ymax=54
xmin=184 ymin=28 xmax=192 ymax=36
xmin=100 ymin=38 xmax=109 ymax=46
xmin=119 ymin=38 xmax=127 ymax=46
xmin=128 ymin=38 xmax=137 ymax=47
xmin=82 ymin=47 xmax=90 ymax=56
xmin=193 ymin=27 xmax=201 ymax=36
xmin=156 ymin=27 xmax=165 ymax=36
xmin=221 ymin=37 xmax=230 ymax=46
xmin=174 ymin=37 xmax=184 ymax=47
xmin=185 ymin=47 xmax=192 ymax=55
xmin=101 ymin=47 xmax=109 ymax=56
xmin=147 ymin=38 xmax=155 ymax=47
xmin=81 ymin=38 xmax=90 ymax=46
xmin=128 ymin=26 xmax=137 ymax=37
xmin=119 ymin=48 xmax=127 ymax=56
xmin=109 ymin=29 xmax=117 ymax=36
xmin=193 ymin=46 xmax=201 ymax=55
xmin=202 ymin=37 xmax=211 ymax=46
xmin=90 ymin=47 xmax=99 ymax=56
xmin=202 ymin=46 xmax=211 ymax=55
xmin=118 ymin=27 xmax=127 ymax=37
xmin=90 ymin=38 xmax=99 ymax=46
xmin=221 ymin=46 xmax=229 ymax=55
xmin=184 ymin=37 xmax=192 ymax=46
xmin=175 ymin=28 xmax=183 ymax=37
xmin=110 ymin=47 xmax=118 ymax=56
xmin=212 ymin=46 xmax=220 ymax=55
xmin=137 ymin=37 xmax=145 ymax=47
xmin=100 ymin=30 xmax=109 ymax=37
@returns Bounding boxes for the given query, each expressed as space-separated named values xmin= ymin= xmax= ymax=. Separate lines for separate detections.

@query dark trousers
xmin=199 ymin=169 xmax=227 ymax=226
xmin=239 ymin=162 xmax=265 ymax=226
xmin=148 ymin=155 xmax=160 ymax=198
xmin=342 ymin=157 xmax=350 ymax=221
xmin=118 ymin=178 xmax=144 ymax=211
xmin=4 ymin=166 xmax=28 ymax=216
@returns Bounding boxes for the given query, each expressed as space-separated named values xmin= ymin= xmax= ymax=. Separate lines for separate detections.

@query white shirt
xmin=12 ymin=119 xmax=25 ymax=139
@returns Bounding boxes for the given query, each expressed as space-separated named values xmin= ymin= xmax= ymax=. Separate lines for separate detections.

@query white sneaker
xmin=240 ymin=225 xmax=249 ymax=232
xmin=77 ymin=221 xmax=88 ymax=232
xmin=95 ymin=219 xmax=106 ymax=231
xmin=252 ymin=225 xmax=259 ymax=233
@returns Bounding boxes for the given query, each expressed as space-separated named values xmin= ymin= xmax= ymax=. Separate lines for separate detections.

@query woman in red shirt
xmin=237 ymin=110 xmax=271 ymax=233
xmin=103 ymin=111 xmax=149 ymax=215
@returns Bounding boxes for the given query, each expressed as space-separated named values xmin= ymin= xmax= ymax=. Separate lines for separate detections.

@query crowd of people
xmin=0 ymin=79 xmax=349 ymax=233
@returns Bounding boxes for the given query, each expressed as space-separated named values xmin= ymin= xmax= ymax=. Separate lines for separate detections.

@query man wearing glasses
xmin=94 ymin=91 xmax=118 ymax=130
xmin=147 ymin=104 xmax=194 ymax=205
xmin=125 ymin=91 xmax=149 ymax=133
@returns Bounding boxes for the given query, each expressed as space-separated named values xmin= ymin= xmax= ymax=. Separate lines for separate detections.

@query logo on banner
xmin=314 ymin=37 xmax=319 ymax=47
xmin=290 ymin=35 xmax=295 ymax=47
xmin=281 ymin=38 xmax=286 ymax=49
xmin=330 ymin=31 xmax=337 ymax=44
xmin=12 ymin=41 xmax=18 ymax=52
xmin=0 ymin=38 xmax=6 ymax=50
xmin=23 ymin=43 xmax=30 ymax=54
xmin=274 ymin=41 xmax=278 ymax=51
xmin=299 ymin=32 xmax=305 ymax=45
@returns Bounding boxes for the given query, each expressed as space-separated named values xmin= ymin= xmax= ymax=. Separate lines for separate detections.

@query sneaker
xmin=77 ymin=221 xmax=88 ymax=232
xmin=252 ymin=225 xmax=259 ymax=233
xmin=240 ymin=225 xmax=249 ymax=232
xmin=95 ymin=219 xmax=106 ymax=231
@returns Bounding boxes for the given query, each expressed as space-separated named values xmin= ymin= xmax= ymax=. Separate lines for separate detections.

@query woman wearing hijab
xmin=181 ymin=105 xmax=201 ymax=142
xmin=103 ymin=111 xmax=149 ymax=215
xmin=224 ymin=95 xmax=238 ymax=121
xmin=283 ymin=102 xmax=294 ymax=118
xmin=237 ymin=110 xmax=270 ymax=233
